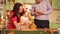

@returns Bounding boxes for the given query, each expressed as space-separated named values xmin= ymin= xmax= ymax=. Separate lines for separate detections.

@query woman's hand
xmin=14 ymin=21 xmax=17 ymax=26
xmin=19 ymin=22 xmax=26 ymax=25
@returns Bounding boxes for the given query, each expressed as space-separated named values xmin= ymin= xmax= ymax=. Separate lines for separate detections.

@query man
xmin=31 ymin=0 xmax=52 ymax=29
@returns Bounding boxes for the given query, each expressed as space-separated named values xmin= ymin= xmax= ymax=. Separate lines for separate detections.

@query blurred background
xmin=1 ymin=0 xmax=60 ymax=28
xmin=0 ymin=0 xmax=60 ymax=34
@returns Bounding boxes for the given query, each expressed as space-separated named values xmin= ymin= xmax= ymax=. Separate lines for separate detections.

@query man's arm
xmin=38 ymin=0 xmax=52 ymax=15
xmin=31 ymin=6 xmax=40 ymax=16
xmin=43 ymin=0 xmax=52 ymax=15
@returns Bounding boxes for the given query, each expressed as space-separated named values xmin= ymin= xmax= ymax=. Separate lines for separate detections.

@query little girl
xmin=16 ymin=11 xmax=32 ymax=30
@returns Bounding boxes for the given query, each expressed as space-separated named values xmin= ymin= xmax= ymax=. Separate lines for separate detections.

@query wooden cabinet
xmin=52 ymin=0 xmax=60 ymax=9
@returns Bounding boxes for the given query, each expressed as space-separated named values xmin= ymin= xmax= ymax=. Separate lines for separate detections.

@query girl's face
xmin=19 ymin=6 xmax=24 ymax=13
xmin=24 ymin=12 xmax=28 ymax=16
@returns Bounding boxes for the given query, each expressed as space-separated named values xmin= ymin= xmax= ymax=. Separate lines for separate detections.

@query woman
xmin=7 ymin=3 xmax=24 ymax=29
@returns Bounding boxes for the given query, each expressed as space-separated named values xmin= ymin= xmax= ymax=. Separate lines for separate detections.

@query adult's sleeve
xmin=44 ymin=0 xmax=53 ymax=15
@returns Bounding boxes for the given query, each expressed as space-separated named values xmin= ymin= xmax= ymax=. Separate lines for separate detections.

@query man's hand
xmin=34 ymin=11 xmax=45 ymax=16
xmin=34 ymin=11 xmax=40 ymax=16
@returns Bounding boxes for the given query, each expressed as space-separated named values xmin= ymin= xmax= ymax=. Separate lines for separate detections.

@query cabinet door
xmin=52 ymin=0 xmax=60 ymax=9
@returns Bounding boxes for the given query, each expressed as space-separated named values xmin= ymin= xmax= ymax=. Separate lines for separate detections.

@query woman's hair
xmin=12 ymin=3 xmax=22 ymax=18
xmin=11 ymin=3 xmax=24 ymax=22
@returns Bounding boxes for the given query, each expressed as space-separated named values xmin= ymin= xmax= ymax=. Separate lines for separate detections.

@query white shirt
xmin=20 ymin=16 xmax=32 ymax=24
xmin=31 ymin=0 xmax=52 ymax=20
